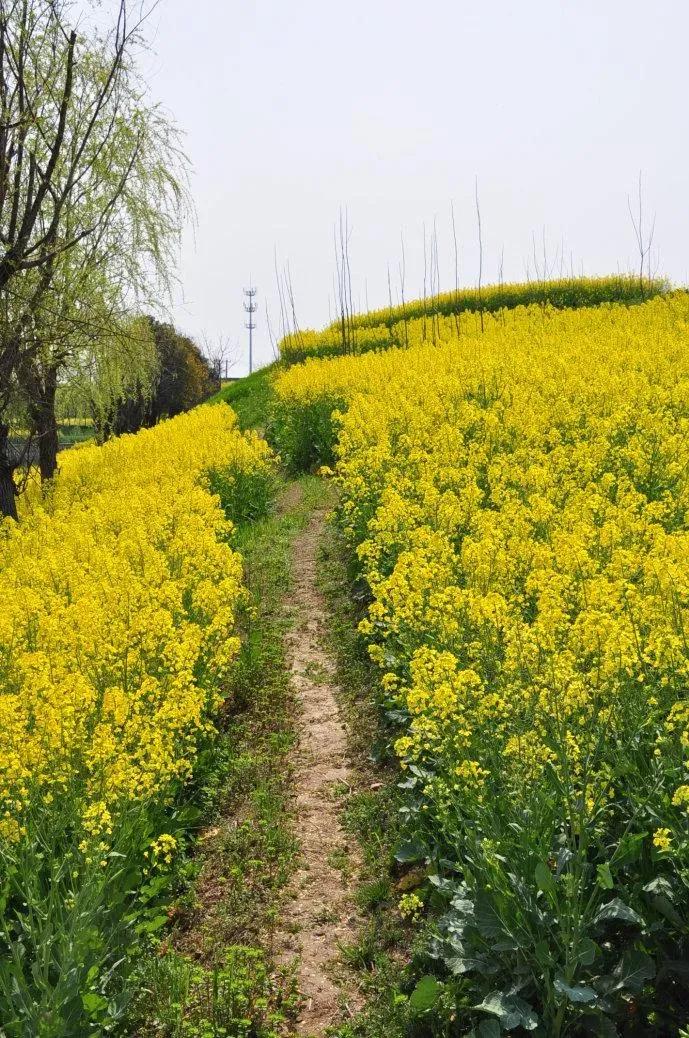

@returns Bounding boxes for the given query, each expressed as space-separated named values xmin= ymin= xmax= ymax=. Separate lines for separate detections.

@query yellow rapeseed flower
xmin=0 ymin=405 xmax=272 ymax=844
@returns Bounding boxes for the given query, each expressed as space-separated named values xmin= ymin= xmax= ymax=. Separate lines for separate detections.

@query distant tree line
xmin=102 ymin=317 xmax=218 ymax=437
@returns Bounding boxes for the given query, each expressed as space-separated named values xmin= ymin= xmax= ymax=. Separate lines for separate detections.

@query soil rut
xmin=275 ymin=494 xmax=362 ymax=1036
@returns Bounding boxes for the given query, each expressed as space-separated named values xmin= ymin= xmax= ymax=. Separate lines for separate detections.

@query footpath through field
xmin=162 ymin=374 xmax=376 ymax=1036
xmin=273 ymin=484 xmax=363 ymax=1035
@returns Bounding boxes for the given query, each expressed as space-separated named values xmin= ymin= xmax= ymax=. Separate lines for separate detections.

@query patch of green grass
xmin=185 ymin=474 xmax=329 ymax=947
xmin=356 ymin=877 xmax=392 ymax=913
xmin=209 ymin=365 xmax=279 ymax=431
xmin=327 ymin=846 xmax=352 ymax=880
xmin=130 ymin=946 xmax=298 ymax=1038
xmin=57 ymin=422 xmax=94 ymax=446
xmin=302 ymin=659 xmax=329 ymax=683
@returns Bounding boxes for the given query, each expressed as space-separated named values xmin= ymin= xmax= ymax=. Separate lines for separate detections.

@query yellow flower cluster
xmin=0 ymin=405 xmax=272 ymax=844
xmin=276 ymin=294 xmax=689 ymax=840
xmin=398 ymin=892 xmax=424 ymax=920
xmin=279 ymin=324 xmax=393 ymax=364
xmin=337 ymin=274 xmax=668 ymax=332
xmin=278 ymin=275 xmax=667 ymax=362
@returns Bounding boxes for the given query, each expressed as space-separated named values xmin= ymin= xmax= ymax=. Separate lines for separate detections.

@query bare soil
xmin=273 ymin=496 xmax=363 ymax=1036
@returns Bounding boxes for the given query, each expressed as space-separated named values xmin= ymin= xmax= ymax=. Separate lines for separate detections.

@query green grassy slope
xmin=209 ymin=366 xmax=278 ymax=431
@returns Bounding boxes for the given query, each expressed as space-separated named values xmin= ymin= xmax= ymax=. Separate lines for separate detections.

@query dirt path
xmin=274 ymin=490 xmax=363 ymax=1036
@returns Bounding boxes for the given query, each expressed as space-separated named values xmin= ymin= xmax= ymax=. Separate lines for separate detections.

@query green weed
xmin=130 ymin=946 xmax=297 ymax=1038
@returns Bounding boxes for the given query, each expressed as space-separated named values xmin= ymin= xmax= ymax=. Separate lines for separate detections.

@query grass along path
xmin=171 ymin=476 xmax=328 ymax=963
xmin=273 ymin=485 xmax=364 ymax=1036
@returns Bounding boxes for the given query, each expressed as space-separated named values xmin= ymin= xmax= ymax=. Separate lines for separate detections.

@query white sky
xmin=142 ymin=0 xmax=689 ymax=374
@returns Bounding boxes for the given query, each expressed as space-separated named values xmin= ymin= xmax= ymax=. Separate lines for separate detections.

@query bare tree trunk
xmin=334 ymin=218 xmax=348 ymax=354
xmin=399 ymin=232 xmax=408 ymax=349
xmin=30 ymin=366 xmax=59 ymax=482
xmin=422 ymin=223 xmax=428 ymax=342
xmin=343 ymin=210 xmax=356 ymax=354
xmin=431 ymin=217 xmax=439 ymax=345
xmin=450 ymin=200 xmax=461 ymax=338
xmin=499 ymin=244 xmax=506 ymax=325
xmin=475 ymin=177 xmax=484 ymax=333
xmin=20 ymin=357 xmax=60 ymax=482
xmin=628 ymin=172 xmax=655 ymax=301
xmin=0 ymin=423 xmax=18 ymax=520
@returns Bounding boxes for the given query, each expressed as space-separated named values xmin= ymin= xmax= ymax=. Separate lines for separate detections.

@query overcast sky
xmin=143 ymin=0 xmax=688 ymax=374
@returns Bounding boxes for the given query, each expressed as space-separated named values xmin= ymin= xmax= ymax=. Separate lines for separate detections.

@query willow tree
xmin=0 ymin=0 xmax=187 ymax=518
xmin=15 ymin=84 xmax=188 ymax=482
xmin=17 ymin=289 xmax=161 ymax=478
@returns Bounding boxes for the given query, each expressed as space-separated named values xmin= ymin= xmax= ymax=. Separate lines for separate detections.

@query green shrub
xmin=207 ymin=466 xmax=275 ymax=525
xmin=268 ymin=395 xmax=343 ymax=473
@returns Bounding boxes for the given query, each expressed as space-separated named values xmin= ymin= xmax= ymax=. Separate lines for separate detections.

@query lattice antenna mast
xmin=244 ymin=285 xmax=258 ymax=375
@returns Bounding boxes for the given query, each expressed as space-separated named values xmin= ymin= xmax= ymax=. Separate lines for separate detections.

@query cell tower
xmin=244 ymin=285 xmax=258 ymax=375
